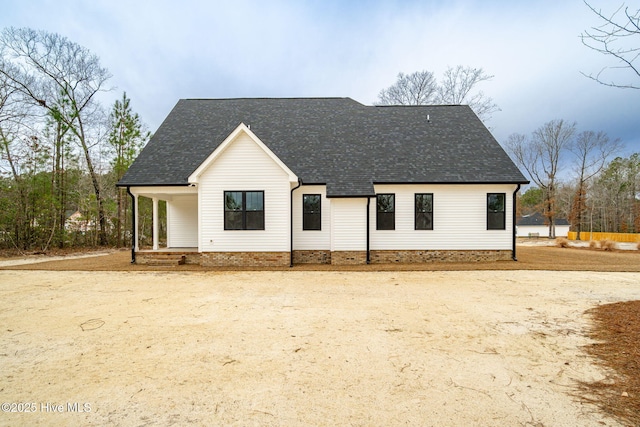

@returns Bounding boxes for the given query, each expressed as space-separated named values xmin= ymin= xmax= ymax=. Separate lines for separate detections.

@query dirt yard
xmin=1 ymin=260 xmax=639 ymax=425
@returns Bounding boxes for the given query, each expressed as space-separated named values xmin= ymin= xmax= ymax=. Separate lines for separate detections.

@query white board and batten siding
xmin=166 ymin=195 xmax=198 ymax=248
xmin=330 ymin=198 xmax=368 ymax=251
xmin=293 ymin=186 xmax=331 ymax=250
xmin=197 ymin=132 xmax=293 ymax=252
xmin=371 ymin=184 xmax=517 ymax=251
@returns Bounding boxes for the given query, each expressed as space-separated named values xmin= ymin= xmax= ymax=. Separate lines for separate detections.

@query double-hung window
xmin=303 ymin=194 xmax=321 ymax=230
xmin=224 ymin=191 xmax=264 ymax=230
xmin=415 ymin=193 xmax=433 ymax=230
xmin=376 ymin=194 xmax=395 ymax=230
xmin=487 ymin=193 xmax=505 ymax=230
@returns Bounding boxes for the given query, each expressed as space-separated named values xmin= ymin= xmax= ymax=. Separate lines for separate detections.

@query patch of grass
xmin=555 ymin=238 xmax=571 ymax=248
xmin=589 ymin=240 xmax=599 ymax=250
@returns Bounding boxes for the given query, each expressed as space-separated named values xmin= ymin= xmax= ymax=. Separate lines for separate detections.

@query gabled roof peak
xmin=188 ymin=123 xmax=297 ymax=184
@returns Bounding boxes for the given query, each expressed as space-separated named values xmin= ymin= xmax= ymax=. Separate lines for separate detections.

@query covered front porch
xmin=129 ymin=186 xmax=199 ymax=255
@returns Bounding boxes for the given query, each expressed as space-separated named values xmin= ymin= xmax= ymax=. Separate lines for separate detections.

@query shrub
xmin=556 ymin=238 xmax=570 ymax=248
xmin=589 ymin=240 xmax=599 ymax=250
xmin=637 ymin=241 xmax=640 ymax=251
xmin=600 ymin=240 xmax=616 ymax=251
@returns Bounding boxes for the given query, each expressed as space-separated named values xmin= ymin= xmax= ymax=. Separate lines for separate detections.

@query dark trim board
xmin=116 ymin=183 xmax=192 ymax=188
xmin=512 ymin=184 xmax=521 ymax=261
xmin=325 ymin=194 xmax=376 ymax=199
xmin=372 ymin=181 xmax=530 ymax=186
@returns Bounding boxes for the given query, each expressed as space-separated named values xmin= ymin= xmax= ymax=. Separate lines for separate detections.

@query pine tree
xmin=108 ymin=92 xmax=149 ymax=246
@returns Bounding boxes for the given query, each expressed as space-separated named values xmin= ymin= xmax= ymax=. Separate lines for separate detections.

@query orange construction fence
xmin=567 ymin=231 xmax=640 ymax=242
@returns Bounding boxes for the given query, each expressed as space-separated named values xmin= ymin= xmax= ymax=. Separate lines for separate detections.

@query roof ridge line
xmin=183 ymin=97 xmax=357 ymax=101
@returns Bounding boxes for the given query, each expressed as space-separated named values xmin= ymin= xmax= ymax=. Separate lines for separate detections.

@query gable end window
xmin=487 ymin=193 xmax=506 ymax=230
xmin=224 ymin=191 xmax=264 ymax=230
xmin=376 ymin=194 xmax=395 ymax=230
xmin=302 ymin=194 xmax=321 ymax=230
xmin=415 ymin=193 xmax=434 ymax=230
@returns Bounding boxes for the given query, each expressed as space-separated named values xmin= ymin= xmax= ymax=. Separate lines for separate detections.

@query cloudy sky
xmin=2 ymin=0 xmax=639 ymax=154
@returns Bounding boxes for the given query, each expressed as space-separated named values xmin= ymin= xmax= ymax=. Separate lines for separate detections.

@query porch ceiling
xmin=130 ymin=186 xmax=197 ymax=201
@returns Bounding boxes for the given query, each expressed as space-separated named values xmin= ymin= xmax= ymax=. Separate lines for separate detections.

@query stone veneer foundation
xmin=137 ymin=249 xmax=513 ymax=266
xmin=135 ymin=251 xmax=200 ymax=265
xmin=292 ymin=250 xmax=331 ymax=264
xmin=330 ymin=251 xmax=368 ymax=265
xmin=369 ymin=249 xmax=513 ymax=263
xmin=200 ymin=251 xmax=289 ymax=267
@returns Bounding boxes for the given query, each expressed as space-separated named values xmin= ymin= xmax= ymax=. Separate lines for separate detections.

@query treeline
xmin=3 ymin=27 xmax=638 ymax=250
xmin=507 ymin=120 xmax=639 ymax=237
xmin=0 ymin=28 xmax=153 ymax=251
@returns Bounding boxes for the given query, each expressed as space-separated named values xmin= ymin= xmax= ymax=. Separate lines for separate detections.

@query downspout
xmin=366 ymin=196 xmax=371 ymax=264
xmin=126 ymin=186 xmax=136 ymax=264
xmin=512 ymin=184 xmax=521 ymax=261
xmin=290 ymin=179 xmax=302 ymax=267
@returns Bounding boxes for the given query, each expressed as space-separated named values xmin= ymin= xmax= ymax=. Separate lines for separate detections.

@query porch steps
xmin=145 ymin=254 xmax=186 ymax=266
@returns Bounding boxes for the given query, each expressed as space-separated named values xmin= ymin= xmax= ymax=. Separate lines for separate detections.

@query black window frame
xmin=376 ymin=193 xmax=395 ymax=230
xmin=487 ymin=193 xmax=506 ymax=230
xmin=415 ymin=193 xmax=434 ymax=230
xmin=224 ymin=191 xmax=265 ymax=230
xmin=302 ymin=194 xmax=322 ymax=231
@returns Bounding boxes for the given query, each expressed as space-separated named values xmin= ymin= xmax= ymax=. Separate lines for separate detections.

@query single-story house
xmin=117 ymin=98 xmax=529 ymax=266
xmin=516 ymin=212 xmax=570 ymax=238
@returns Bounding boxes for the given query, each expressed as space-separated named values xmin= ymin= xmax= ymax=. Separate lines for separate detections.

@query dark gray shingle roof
xmin=517 ymin=212 xmax=570 ymax=226
xmin=118 ymin=98 xmax=528 ymax=196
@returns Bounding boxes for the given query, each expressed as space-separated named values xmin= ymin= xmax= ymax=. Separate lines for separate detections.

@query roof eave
xmin=116 ymin=182 xmax=190 ymax=188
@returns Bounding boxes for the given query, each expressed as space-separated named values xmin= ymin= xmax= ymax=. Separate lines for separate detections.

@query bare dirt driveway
xmin=1 ymin=268 xmax=639 ymax=426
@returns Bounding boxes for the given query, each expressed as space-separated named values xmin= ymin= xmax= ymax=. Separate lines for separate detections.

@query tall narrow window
xmin=376 ymin=194 xmax=395 ymax=230
xmin=224 ymin=191 xmax=243 ymax=230
xmin=303 ymin=194 xmax=321 ymax=230
xmin=245 ymin=191 xmax=265 ymax=230
xmin=487 ymin=193 xmax=505 ymax=230
xmin=224 ymin=191 xmax=264 ymax=230
xmin=415 ymin=193 xmax=433 ymax=230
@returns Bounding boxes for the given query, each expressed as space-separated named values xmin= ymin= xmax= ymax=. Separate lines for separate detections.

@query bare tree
xmin=0 ymin=27 xmax=112 ymax=245
xmin=532 ymin=120 xmax=576 ymax=239
xmin=438 ymin=66 xmax=499 ymax=120
xmin=569 ymin=131 xmax=621 ymax=239
xmin=376 ymin=66 xmax=499 ymax=121
xmin=581 ymin=1 xmax=640 ymax=89
xmin=0 ymin=66 xmax=33 ymax=250
xmin=506 ymin=120 xmax=576 ymax=238
xmin=377 ymin=70 xmax=439 ymax=105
